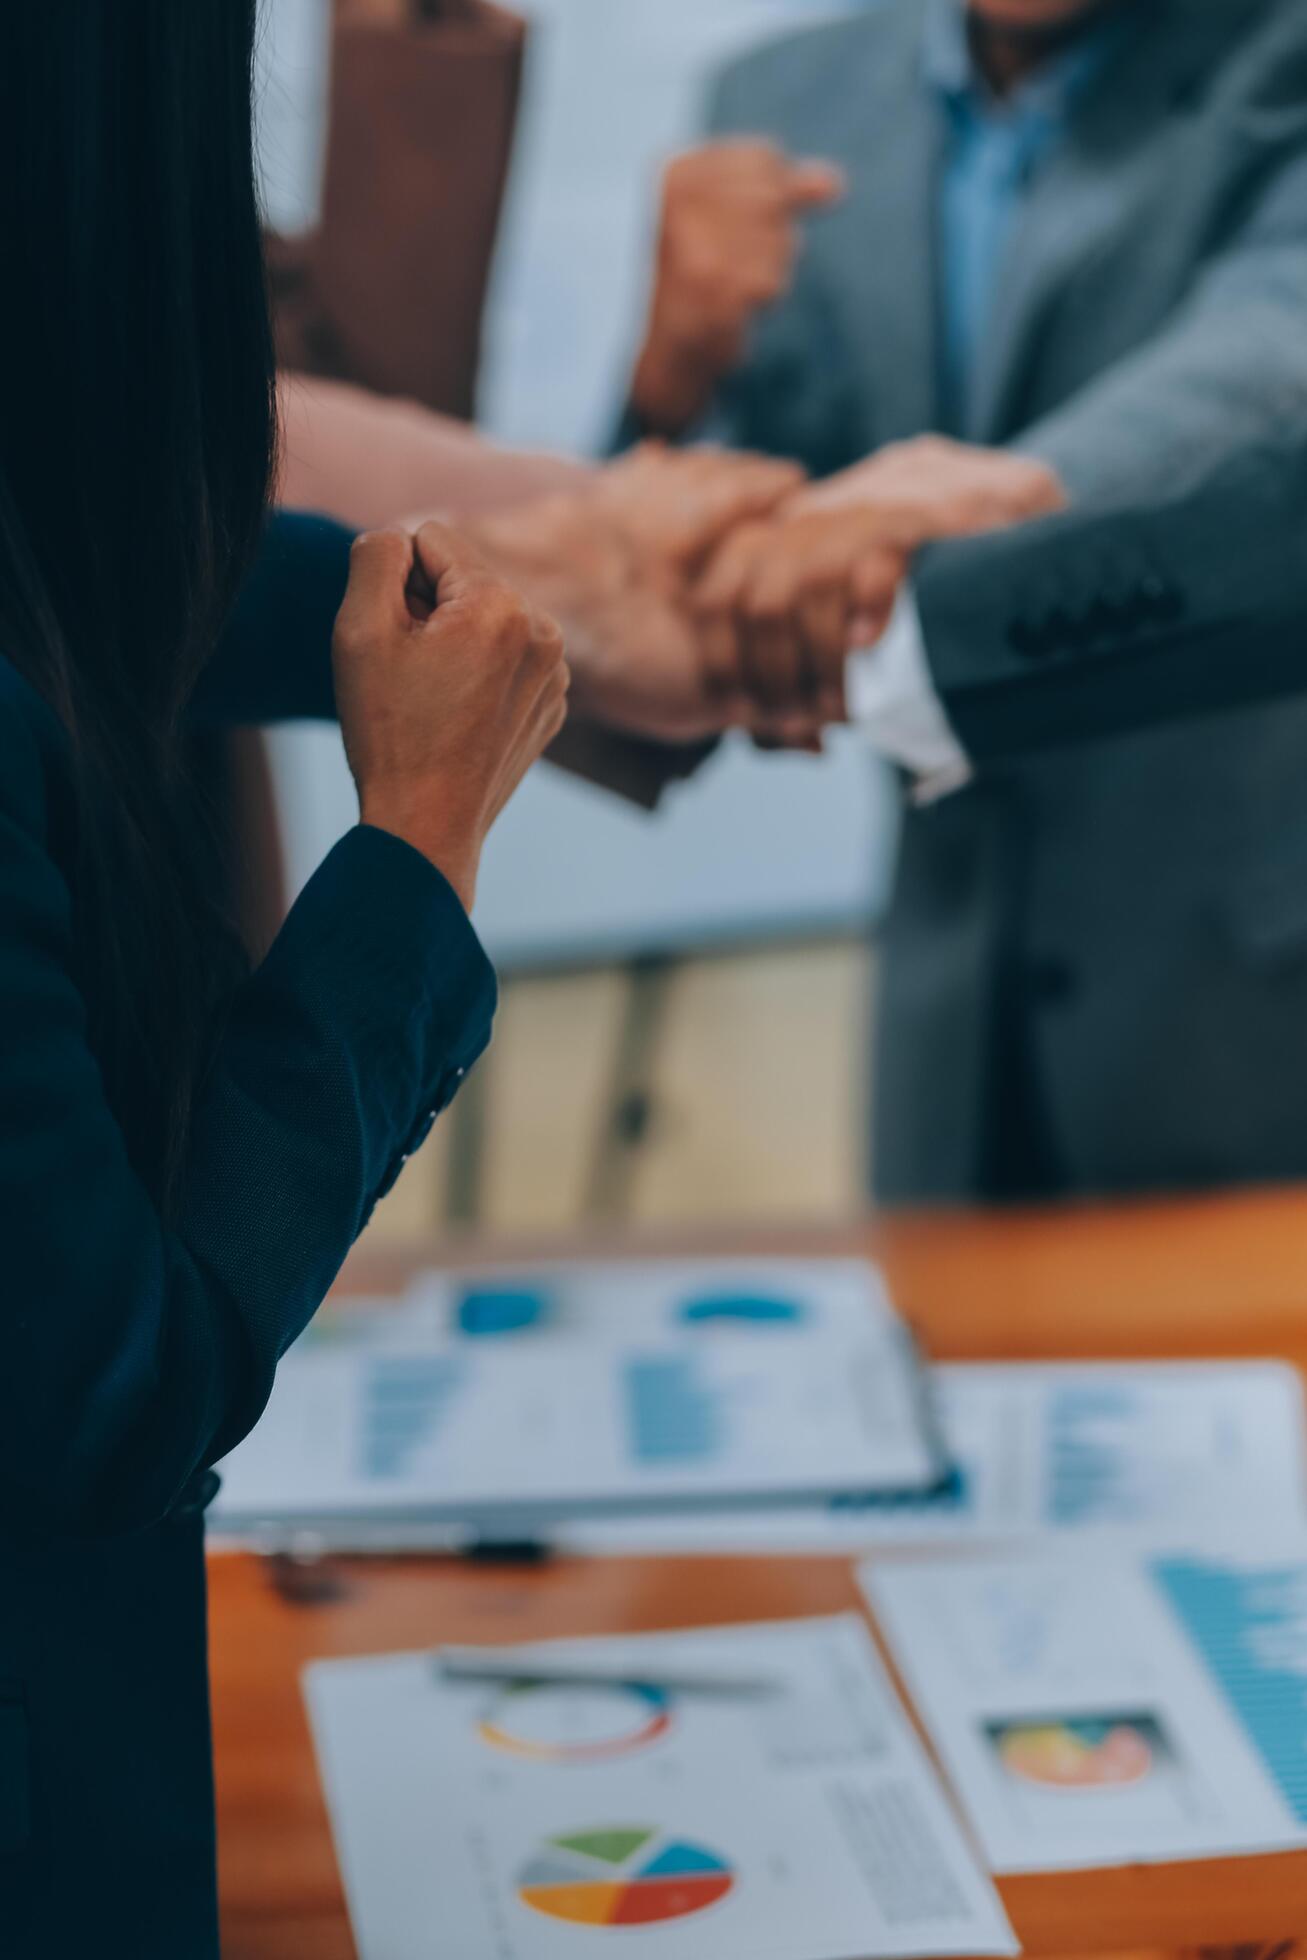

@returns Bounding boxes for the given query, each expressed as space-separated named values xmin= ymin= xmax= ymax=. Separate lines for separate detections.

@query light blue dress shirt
xmin=852 ymin=1 xmax=1123 ymax=787
xmin=925 ymin=0 xmax=1120 ymax=428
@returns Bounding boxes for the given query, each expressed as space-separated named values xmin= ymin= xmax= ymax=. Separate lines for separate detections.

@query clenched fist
xmin=333 ymin=522 xmax=569 ymax=909
xmin=631 ymin=140 xmax=844 ymax=435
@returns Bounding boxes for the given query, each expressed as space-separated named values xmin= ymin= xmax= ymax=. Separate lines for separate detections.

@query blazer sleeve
xmin=192 ymin=509 xmax=352 ymax=725
xmin=914 ymin=436 xmax=1307 ymax=763
xmin=1015 ymin=196 xmax=1307 ymax=519
xmin=0 ymin=678 xmax=497 ymax=1537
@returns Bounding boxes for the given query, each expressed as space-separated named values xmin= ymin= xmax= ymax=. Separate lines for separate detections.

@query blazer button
xmin=1084 ymin=595 xmax=1126 ymax=642
xmin=1011 ymin=615 xmax=1058 ymax=662
xmin=1027 ymin=956 xmax=1076 ymax=1006
xmin=1008 ymin=616 xmax=1050 ymax=660
xmin=1139 ymin=573 xmax=1185 ymax=624
xmin=1062 ymin=604 xmax=1097 ymax=650
xmin=1041 ymin=606 xmax=1075 ymax=653
xmin=172 ymin=1468 xmax=222 ymax=1521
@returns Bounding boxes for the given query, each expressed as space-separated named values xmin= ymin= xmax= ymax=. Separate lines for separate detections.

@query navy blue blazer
xmin=0 ymin=514 xmax=497 ymax=1958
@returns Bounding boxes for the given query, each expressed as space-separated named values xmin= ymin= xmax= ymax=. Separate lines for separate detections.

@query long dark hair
xmin=0 ymin=2 xmax=277 ymax=1203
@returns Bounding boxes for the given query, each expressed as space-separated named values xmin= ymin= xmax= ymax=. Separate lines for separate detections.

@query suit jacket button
xmin=1027 ymin=956 xmax=1076 ymax=1005
xmin=1085 ymin=595 xmax=1124 ymax=641
xmin=1139 ymin=574 xmax=1185 ymax=623
xmin=1042 ymin=606 xmax=1075 ymax=653
xmin=1008 ymin=616 xmax=1051 ymax=659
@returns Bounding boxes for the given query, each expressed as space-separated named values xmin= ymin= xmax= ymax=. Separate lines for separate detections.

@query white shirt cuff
xmin=846 ymin=586 xmax=972 ymax=803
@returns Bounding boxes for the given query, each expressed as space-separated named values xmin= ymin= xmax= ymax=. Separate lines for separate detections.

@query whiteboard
xmin=262 ymin=0 xmax=897 ymax=968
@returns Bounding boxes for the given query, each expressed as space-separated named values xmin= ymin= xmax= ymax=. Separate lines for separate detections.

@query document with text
xmin=306 ymin=1615 xmax=1017 ymax=1960
xmin=211 ymin=1260 xmax=945 ymax=1541
xmin=864 ymin=1538 xmax=1307 ymax=1872
xmin=563 ymin=1360 xmax=1307 ymax=1554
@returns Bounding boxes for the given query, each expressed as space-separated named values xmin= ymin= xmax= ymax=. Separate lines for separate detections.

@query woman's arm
xmin=0 ymin=524 xmax=565 ymax=1538
xmin=0 ymin=682 xmax=493 ymax=1536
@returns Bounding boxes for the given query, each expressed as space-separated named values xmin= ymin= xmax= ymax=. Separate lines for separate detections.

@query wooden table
xmin=210 ymin=1189 xmax=1307 ymax=1959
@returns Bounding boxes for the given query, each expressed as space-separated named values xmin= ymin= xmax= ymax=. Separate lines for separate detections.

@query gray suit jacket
xmin=699 ymin=0 xmax=1307 ymax=1202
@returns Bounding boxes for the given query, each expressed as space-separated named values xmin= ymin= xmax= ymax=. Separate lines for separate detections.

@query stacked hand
xmin=374 ymin=438 xmax=1066 ymax=832
xmin=691 ymin=439 xmax=1068 ymax=745
xmin=461 ymin=442 xmax=805 ymax=743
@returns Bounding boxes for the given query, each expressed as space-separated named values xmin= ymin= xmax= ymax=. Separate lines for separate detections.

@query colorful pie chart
xmin=479 ymin=1682 xmax=671 ymax=1763
xmin=998 ymin=1718 xmax=1155 ymax=1790
xmin=518 ymin=1828 xmax=734 ymax=1928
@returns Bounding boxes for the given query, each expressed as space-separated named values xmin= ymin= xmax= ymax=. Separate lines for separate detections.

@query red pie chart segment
xmin=518 ymin=1830 xmax=735 ymax=1928
xmin=611 ymin=1873 xmax=734 ymax=1925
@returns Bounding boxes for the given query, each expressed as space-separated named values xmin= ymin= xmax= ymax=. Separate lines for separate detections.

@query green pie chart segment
xmin=518 ymin=1828 xmax=735 ymax=1928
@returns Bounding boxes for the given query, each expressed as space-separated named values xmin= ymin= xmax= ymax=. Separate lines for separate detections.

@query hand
xmin=795 ymin=436 xmax=1067 ymax=546
xmin=692 ymin=510 xmax=909 ymax=748
xmin=332 ymin=522 xmax=569 ymax=909
xmin=631 ymin=141 xmax=845 ymax=435
xmin=691 ymin=439 xmax=1068 ymax=744
xmin=590 ymin=440 xmax=806 ymax=579
xmin=462 ymin=445 xmax=806 ymax=744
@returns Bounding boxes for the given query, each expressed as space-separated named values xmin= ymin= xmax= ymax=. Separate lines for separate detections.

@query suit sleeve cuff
xmin=258 ymin=823 xmax=498 ymax=1153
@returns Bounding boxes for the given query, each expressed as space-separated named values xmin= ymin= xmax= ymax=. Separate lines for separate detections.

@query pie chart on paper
xmin=479 ymin=1681 xmax=672 ymax=1763
xmin=517 ymin=1827 xmax=735 ymax=1928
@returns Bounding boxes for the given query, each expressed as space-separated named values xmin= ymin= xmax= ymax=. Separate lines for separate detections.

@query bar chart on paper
xmin=212 ymin=1259 xmax=944 ymax=1539
xmin=1154 ymin=1555 xmax=1307 ymax=1826
xmin=360 ymin=1357 xmax=466 ymax=1481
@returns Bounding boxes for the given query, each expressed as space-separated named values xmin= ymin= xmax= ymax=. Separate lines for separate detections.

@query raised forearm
xmin=277 ymin=372 xmax=592 ymax=529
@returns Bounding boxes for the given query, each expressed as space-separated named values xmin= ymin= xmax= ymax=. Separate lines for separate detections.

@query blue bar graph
xmin=625 ymin=1357 xmax=723 ymax=1465
xmin=361 ymin=1356 xmax=466 ymax=1481
xmin=1154 ymin=1556 xmax=1307 ymax=1826
xmin=1045 ymin=1385 xmax=1142 ymax=1524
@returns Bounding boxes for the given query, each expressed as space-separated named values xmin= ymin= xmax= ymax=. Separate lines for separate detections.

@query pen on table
xmin=435 ymin=1648 xmax=784 ymax=1697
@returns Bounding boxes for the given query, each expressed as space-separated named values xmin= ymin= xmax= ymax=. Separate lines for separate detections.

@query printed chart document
xmin=307 ymin=1258 xmax=905 ymax=1352
xmin=211 ymin=1260 xmax=944 ymax=1541
xmin=305 ymin=1615 xmax=1017 ymax=1960
xmin=564 ymin=1361 xmax=1307 ymax=1554
xmin=864 ymin=1538 xmax=1307 ymax=1873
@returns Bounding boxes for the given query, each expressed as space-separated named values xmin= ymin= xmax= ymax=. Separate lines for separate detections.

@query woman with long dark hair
xmin=0 ymin=5 xmax=568 ymax=1953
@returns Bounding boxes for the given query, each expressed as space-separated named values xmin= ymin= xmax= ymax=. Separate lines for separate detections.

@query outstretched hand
xmin=691 ymin=438 xmax=1068 ymax=745
xmin=795 ymin=436 xmax=1066 ymax=542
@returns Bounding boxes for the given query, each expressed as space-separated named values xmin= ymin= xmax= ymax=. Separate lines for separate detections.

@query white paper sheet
xmin=313 ymin=1259 xmax=904 ymax=1352
xmin=562 ymin=1361 xmax=1307 ymax=1554
xmin=864 ymin=1537 xmax=1307 ymax=1873
xmin=305 ymin=1615 xmax=1017 ymax=1959
xmin=211 ymin=1261 xmax=943 ymax=1540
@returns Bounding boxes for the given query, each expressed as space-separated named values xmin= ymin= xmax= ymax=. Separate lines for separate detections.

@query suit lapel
xmin=806 ymin=2 xmax=944 ymax=446
xmin=966 ymin=0 xmax=1248 ymax=441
